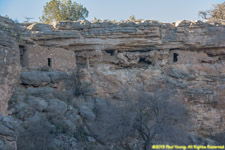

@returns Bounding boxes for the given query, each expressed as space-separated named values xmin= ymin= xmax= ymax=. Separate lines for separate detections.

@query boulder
xmin=79 ymin=106 xmax=96 ymax=121
xmin=27 ymin=96 xmax=48 ymax=112
xmin=48 ymin=99 xmax=68 ymax=114
xmin=21 ymin=71 xmax=51 ymax=86
xmin=0 ymin=115 xmax=17 ymax=150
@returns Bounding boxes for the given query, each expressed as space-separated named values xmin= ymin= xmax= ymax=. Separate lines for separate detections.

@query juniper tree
xmin=40 ymin=0 xmax=88 ymax=24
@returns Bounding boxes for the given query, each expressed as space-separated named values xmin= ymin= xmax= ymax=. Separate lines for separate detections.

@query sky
xmin=0 ymin=0 xmax=224 ymax=23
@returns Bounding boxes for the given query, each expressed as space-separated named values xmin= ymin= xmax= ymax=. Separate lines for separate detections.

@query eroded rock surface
xmin=0 ymin=16 xmax=21 ymax=116
xmin=1 ymin=16 xmax=225 ymax=149
xmin=24 ymin=20 xmax=225 ymax=51
xmin=19 ymin=20 xmax=225 ymax=137
xmin=0 ymin=115 xmax=17 ymax=150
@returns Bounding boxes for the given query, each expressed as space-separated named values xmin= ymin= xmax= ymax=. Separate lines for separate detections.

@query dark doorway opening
xmin=105 ymin=50 xmax=115 ymax=56
xmin=48 ymin=58 xmax=51 ymax=67
xmin=173 ymin=53 xmax=178 ymax=62
xmin=139 ymin=57 xmax=152 ymax=64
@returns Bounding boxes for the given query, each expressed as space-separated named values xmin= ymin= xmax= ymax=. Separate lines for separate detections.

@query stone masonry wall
xmin=22 ymin=45 xmax=76 ymax=71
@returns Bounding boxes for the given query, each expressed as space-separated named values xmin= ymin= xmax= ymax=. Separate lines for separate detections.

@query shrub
xmin=71 ymin=68 xmax=94 ymax=97
xmin=89 ymin=87 xmax=191 ymax=150
xmin=212 ymin=131 xmax=225 ymax=145
xmin=40 ymin=0 xmax=88 ymax=24
xmin=129 ymin=15 xmax=136 ymax=22
xmin=17 ymin=118 xmax=54 ymax=150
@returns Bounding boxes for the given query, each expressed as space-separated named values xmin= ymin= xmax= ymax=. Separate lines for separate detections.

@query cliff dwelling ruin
xmin=1 ymin=16 xmax=225 ymax=149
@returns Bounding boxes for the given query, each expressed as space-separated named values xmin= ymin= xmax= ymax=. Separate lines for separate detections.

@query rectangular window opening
xmin=173 ymin=53 xmax=178 ymax=62
xmin=48 ymin=58 xmax=51 ymax=67
xmin=19 ymin=45 xmax=25 ymax=67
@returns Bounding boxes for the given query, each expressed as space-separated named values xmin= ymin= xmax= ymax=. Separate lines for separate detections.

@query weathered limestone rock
xmin=0 ymin=16 xmax=20 ymax=116
xmin=20 ymin=71 xmax=69 ymax=86
xmin=0 ymin=17 xmax=224 ymax=148
xmin=23 ymin=20 xmax=225 ymax=52
xmin=48 ymin=99 xmax=68 ymax=114
xmin=19 ymin=20 xmax=225 ymax=137
xmin=0 ymin=115 xmax=17 ymax=150
xmin=79 ymin=105 xmax=96 ymax=121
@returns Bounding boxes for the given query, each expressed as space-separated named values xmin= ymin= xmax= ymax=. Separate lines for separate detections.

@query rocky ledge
xmin=23 ymin=20 xmax=225 ymax=51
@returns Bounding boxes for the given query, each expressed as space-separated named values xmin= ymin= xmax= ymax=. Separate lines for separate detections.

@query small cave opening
xmin=173 ymin=53 xmax=179 ymax=62
xmin=19 ymin=45 xmax=25 ymax=66
xmin=219 ymin=55 xmax=225 ymax=61
xmin=139 ymin=57 xmax=152 ymax=64
xmin=48 ymin=58 xmax=51 ymax=67
xmin=105 ymin=50 xmax=115 ymax=56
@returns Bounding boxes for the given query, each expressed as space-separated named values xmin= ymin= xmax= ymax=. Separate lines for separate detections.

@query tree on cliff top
xmin=199 ymin=2 xmax=225 ymax=21
xmin=40 ymin=0 xmax=88 ymax=24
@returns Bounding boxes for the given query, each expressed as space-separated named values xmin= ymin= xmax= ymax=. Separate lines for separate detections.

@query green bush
xmin=40 ymin=0 xmax=88 ymax=24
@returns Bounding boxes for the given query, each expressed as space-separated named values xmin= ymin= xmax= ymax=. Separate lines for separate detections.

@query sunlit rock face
xmin=1 ymin=16 xmax=225 ymax=144
xmin=19 ymin=20 xmax=225 ymax=136
xmin=0 ymin=16 xmax=21 ymax=116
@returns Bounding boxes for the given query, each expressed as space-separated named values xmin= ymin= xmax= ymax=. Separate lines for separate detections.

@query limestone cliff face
xmin=0 ymin=16 xmax=21 ymax=116
xmin=1 ymin=16 xmax=225 ymax=146
xmin=0 ymin=115 xmax=18 ymax=150
xmin=20 ymin=20 xmax=225 ymax=137
xmin=0 ymin=16 xmax=21 ymax=150
xmin=25 ymin=20 xmax=225 ymax=51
